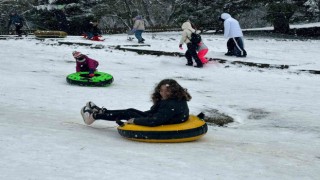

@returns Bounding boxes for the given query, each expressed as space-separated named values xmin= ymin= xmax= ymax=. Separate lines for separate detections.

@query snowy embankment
xmin=0 ymin=32 xmax=319 ymax=179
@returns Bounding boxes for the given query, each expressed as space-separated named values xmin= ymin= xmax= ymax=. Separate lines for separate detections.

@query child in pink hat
xmin=72 ymin=51 xmax=99 ymax=77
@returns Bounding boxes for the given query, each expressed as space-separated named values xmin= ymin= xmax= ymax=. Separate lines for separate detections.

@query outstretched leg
xmin=95 ymin=108 xmax=148 ymax=121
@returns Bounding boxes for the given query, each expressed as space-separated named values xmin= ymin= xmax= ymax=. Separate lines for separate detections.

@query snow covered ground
xmin=1 ymin=32 xmax=320 ymax=180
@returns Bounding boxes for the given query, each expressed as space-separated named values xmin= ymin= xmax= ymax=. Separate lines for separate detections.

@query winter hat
xmin=72 ymin=51 xmax=82 ymax=58
xmin=134 ymin=15 xmax=142 ymax=20
xmin=72 ymin=51 xmax=85 ymax=62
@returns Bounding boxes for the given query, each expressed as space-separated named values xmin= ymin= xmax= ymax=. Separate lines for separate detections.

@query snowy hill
xmin=0 ymin=32 xmax=319 ymax=179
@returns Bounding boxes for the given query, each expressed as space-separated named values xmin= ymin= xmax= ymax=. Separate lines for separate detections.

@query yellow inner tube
xmin=34 ymin=30 xmax=67 ymax=38
xmin=117 ymin=115 xmax=208 ymax=143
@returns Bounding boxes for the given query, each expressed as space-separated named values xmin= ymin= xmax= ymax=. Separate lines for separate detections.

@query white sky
xmin=0 ymin=32 xmax=319 ymax=180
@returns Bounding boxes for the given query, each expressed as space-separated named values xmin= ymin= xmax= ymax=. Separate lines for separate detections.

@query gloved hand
xmin=179 ymin=44 xmax=183 ymax=50
xmin=89 ymin=73 xmax=94 ymax=77
xmin=89 ymin=69 xmax=95 ymax=74
xmin=127 ymin=118 xmax=135 ymax=124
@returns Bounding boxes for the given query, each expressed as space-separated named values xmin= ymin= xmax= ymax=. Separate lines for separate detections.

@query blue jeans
xmin=135 ymin=30 xmax=144 ymax=41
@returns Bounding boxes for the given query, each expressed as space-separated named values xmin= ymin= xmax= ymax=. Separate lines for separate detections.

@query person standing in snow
xmin=179 ymin=21 xmax=203 ymax=68
xmin=72 ymin=51 xmax=99 ymax=77
xmin=197 ymin=40 xmax=209 ymax=64
xmin=131 ymin=15 xmax=145 ymax=43
xmin=219 ymin=13 xmax=247 ymax=57
xmin=81 ymin=79 xmax=191 ymax=127
xmin=7 ymin=11 xmax=25 ymax=37
xmin=54 ymin=9 xmax=68 ymax=33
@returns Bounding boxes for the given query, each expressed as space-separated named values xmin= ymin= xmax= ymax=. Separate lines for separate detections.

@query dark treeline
xmin=0 ymin=0 xmax=319 ymax=35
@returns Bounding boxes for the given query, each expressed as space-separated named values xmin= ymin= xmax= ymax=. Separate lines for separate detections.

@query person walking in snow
xmin=131 ymin=15 xmax=145 ymax=43
xmin=7 ymin=11 xmax=25 ymax=37
xmin=72 ymin=51 xmax=99 ymax=77
xmin=81 ymin=79 xmax=191 ymax=127
xmin=179 ymin=21 xmax=203 ymax=68
xmin=219 ymin=13 xmax=247 ymax=57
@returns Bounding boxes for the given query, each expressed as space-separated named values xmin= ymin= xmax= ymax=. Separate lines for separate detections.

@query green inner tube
xmin=66 ymin=72 xmax=114 ymax=87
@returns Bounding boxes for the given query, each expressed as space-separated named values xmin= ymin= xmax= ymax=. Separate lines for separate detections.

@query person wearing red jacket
xmin=73 ymin=51 xmax=99 ymax=77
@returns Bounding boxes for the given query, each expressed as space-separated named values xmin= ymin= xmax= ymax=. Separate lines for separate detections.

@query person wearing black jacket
xmin=83 ymin=19 xmax=101 ymax=40
xmin=7 ymin=11 xmax=25 ymax=36
xmin=81 ymin=79 xmax=192 ymax=127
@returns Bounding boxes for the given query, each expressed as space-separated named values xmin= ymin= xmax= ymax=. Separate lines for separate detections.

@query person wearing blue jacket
xmin=7 ymin=11 xmax=25 ymax=36
xmin=81 ymin=79 xmax=191 ymax=127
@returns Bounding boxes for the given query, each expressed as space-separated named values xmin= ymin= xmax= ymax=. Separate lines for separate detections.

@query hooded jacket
xmin=133 ymin=16 xmax=145 ymax=30
xmin=221 ymin=13 xmax=243 ymax=38
xmin=179 ymin=21 xmax=195 ymax=45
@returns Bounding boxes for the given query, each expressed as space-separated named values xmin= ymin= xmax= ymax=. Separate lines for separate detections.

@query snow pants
xmin=15 ymin=24 xmax=23 ymax=36
xmin=95 ymin=108 xmax=149 ymax=121
xmin=227 ymin=37 xmax=247 ymax=57
xmin=198 ymin=49 xmax=208 ymax=64
xmin=185 ymin=43 xmax=203 ymax=66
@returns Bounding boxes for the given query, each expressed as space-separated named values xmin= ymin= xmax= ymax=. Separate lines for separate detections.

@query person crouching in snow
xmin=80 ymin=79 xmax=191 ymax=127
xmin=73 ymin=51 xmax=99 ymax=77
xmin=219 ymin=13 xmax=247 ymax=57
xmin=197 ymin=40 xmax=209 ymax=64
xmin=179 ymin=21 xmax=203 ymax=68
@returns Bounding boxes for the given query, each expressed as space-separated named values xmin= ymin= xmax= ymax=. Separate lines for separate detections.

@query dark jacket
xmin=8 ymin=14 xmax=24 ymax=27
xmin=134 ymin=99 xmax=189 ymax=127
xmin=84 ymin=22 xmax=101 ymax=35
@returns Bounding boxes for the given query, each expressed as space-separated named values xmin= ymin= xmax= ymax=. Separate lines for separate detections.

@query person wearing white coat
xmin=179 ymin=21 xmax=203 ymax=68
xmin=220 ymin=13 xmax=247 ymax=57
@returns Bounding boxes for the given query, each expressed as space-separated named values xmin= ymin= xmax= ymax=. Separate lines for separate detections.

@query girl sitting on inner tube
xmin=81 ymin=79 xmax=191 ymax=127
xmin=73 ymin=51 xmax=99 ymax=77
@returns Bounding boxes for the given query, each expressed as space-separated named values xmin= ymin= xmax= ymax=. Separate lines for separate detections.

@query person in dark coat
xmin=54 ymin=9 xmax=68 ymax=32
xmin=7 ymin=11 xmax=25 ymax=36
xmin=83 ymin=19 xmax=101 ymax=40
xmin=72 ymin=51 xmax=99 ymax=77
xmin=81 ymin=79 xmax=192 ymax=127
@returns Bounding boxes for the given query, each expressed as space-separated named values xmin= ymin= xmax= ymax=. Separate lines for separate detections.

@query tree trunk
xmin=141 ymin=0 xmax=154 ymax=26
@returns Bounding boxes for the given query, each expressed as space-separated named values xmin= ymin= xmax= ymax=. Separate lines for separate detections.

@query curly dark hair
xmin=151 ymin=79 xmax=192 ymax=103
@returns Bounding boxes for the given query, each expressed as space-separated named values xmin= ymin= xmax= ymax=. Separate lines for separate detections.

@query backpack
xmin=188 ymin=30 xmax=202 ymax=44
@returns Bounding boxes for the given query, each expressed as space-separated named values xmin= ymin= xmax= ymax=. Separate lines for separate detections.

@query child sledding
xmin=82 ymin=19 xmax=105 ymax=41
xmin=73 ymin=51 xmax=99 ymax=77
xmin=66 ymin=51 xmax=113 ymax=87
